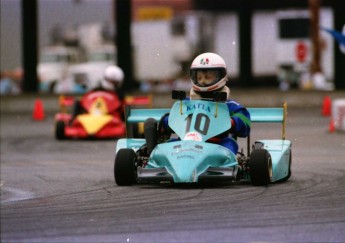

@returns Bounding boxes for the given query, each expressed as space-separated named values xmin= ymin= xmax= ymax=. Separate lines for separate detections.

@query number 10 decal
xmin=185 ymin=113 xmax=210 ymax=135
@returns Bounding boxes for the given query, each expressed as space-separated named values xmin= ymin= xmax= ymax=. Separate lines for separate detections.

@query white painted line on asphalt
xmin=1 ymin=187 xmax=35 ymax=203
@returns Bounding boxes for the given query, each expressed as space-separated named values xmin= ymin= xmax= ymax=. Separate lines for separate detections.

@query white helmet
xmin=190 ymin=52 xmax=227 ymax=92
xmin=102 ymin=65 xmax=124 ymax=90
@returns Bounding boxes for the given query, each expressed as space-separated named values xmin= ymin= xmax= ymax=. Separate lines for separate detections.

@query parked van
xmin=38 ymin=46 xmax=82 ymax=92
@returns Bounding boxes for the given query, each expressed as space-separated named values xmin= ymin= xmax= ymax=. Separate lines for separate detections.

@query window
xmin=279 ymin=18 xmax=310 ymax=39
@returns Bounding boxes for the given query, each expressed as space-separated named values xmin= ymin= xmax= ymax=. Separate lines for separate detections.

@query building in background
xmin=0 ymin=0 xmax=339 ymax=93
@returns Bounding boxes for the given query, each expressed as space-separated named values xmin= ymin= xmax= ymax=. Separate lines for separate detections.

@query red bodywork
xmin=55 ymin=91 xmax=152 ymax=139
xmin=55 ymin=91 xmax=126 ymax=139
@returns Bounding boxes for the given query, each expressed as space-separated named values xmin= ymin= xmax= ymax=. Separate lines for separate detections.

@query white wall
xmin=132 ymin=21 xmax=180 ymax=81
xmin=214 ymin=14 xmax=239 ymax=77
xmin=214 ymin=9 xmax=334 ymax=79
xmin=1 ymin=1 xmax=335 ymax=81
xmin=252 ymin=11 xmax=277 ymax=75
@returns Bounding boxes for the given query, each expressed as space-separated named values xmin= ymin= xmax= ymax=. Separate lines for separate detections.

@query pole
xmin=22 ymin=0 xmax=39 ymax=92
xmin=309 ymin=0 xmax=322 ymax=75
xmin=332 ymin=0 xmax=345 ymax=89
xmin=238 ymin=1 xmax=253 ymax=86
xmin=115 ymin=0 xmax=134 ymax=92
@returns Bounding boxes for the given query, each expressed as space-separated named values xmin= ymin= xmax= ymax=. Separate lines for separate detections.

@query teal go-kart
xmin=114 ymin=91 xmax=291 ymax=186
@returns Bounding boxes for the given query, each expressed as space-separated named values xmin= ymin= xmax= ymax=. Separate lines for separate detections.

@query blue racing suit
xmin=161 ymin=98 xmax=251 ymax=155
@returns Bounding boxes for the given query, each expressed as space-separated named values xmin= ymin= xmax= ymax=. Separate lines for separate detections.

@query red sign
xmin=296 ymin=41 xmax=308 ymax=62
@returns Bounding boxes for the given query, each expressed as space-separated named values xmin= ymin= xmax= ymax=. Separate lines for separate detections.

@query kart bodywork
xmin=55 ymin=91 xmax=151 ymax=139
xmin=114 ymin=91 xmax=291 ymax=186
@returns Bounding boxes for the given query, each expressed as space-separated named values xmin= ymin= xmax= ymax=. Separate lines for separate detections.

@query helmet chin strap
xmin=190 ymin=86 xmax=231 ymax=100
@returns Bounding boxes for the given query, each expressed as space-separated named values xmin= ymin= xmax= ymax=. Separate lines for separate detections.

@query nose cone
xmin=149 ymin=141 xmax=236 ymax=183
xmin=167 ymin=156 xmax=199 ymax=183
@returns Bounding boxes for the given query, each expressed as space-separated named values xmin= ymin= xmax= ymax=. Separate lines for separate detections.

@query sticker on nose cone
xmin=184 ymin=132 xmax=202 ymax=141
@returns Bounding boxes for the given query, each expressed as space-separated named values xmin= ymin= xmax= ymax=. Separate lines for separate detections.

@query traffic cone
xmin=32 ymin=98 xmax=45 ymax=121
xmin=329 ymin=118 xmax=335 ymax=133
xmin=321 ymin=96 xmax=332 ymax=117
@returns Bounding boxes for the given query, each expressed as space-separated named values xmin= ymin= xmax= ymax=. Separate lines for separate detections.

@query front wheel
xmin=114 ymin=149 xmax=137 ymax=186
xmin=250 ymin=149 xmax=272 ymax=186
xmin=55 ymin=121 xmax=66 ymax=140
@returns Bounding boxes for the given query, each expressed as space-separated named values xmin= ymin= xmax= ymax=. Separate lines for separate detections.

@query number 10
xmin=185 ymin=113 xmax=210 ymax=135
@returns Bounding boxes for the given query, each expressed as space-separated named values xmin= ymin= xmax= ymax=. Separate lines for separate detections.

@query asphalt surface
xmin=1 ymin=89 xmax=345 ymax=242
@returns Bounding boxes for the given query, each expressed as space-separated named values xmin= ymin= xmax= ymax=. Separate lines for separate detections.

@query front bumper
xmin=137 ymin=166 xmax=239 ymax=183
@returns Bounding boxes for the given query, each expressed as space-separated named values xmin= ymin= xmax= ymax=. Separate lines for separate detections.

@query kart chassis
xmin=115 ymin=91 xmax=291 ymax=186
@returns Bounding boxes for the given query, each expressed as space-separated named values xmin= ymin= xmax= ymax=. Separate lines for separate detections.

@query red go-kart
xmin=55 ymin=91 xmax=151 ymax=140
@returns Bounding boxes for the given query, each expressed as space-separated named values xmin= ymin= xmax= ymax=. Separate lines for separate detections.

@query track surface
xmin=1 ymin=108 xmax=345 ymax=242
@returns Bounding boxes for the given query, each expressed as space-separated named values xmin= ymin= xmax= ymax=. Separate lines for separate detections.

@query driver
xmin=97 ymin=65 xmax=125 ymax=101
xmin=70 ymin=65 xmax=125 ymax=121
xmin=160 ymin=52 xmax=251 ymax=154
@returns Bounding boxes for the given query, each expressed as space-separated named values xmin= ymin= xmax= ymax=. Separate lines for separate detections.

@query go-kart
xmin=114 ymin=91 xmax=291 ymax=186
xmin=55 ymin=91 xmax=151 ymax=140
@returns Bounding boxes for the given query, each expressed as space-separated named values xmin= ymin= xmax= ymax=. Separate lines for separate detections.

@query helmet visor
xmin=190 ymin=68 xmax=224 ymax=87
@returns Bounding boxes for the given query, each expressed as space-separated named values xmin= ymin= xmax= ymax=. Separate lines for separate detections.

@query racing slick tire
xmin=55 ymin=121 xmax=66 ymax=140
xmin=249 ymin=149 xmax=272 ymax=186
xmin=114 ymin=148 xmax=137 ymax=186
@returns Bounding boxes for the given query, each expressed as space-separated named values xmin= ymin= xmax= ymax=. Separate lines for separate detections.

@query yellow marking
xmin=89 ymin=97 xmax=108 ymax=115
xmin=77 ymin=114 xmax=113 ymax=135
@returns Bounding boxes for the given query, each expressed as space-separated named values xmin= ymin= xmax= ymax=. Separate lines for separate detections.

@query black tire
xmin=114 ymin=149 xmax=136 ymax=186
xmin=55 ymin=121 xmax=66 ymax=140
xmin=250 ymin=149 xmax=272 ymax=186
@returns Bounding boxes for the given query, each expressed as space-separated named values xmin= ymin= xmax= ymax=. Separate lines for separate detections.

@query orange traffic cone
xmin=321 ymin=96 xmax=332 ymax=117
xmin=32 ymin=98 xmax=45 ymax=121
xmin=329 ymin=118 xmax=335 ymax=133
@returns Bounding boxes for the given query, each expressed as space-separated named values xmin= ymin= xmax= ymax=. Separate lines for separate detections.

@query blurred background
xmin=1 ymin=0 xmax=345 ymax=95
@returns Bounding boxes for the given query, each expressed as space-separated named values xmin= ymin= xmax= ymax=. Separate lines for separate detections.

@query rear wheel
xmin=250 ymin=149 xmax=272 ymax=186
xmin=55 ymin=121 xmax=66 ymax=140
xmin=114 ymin=149 xmax=137 ymax=186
